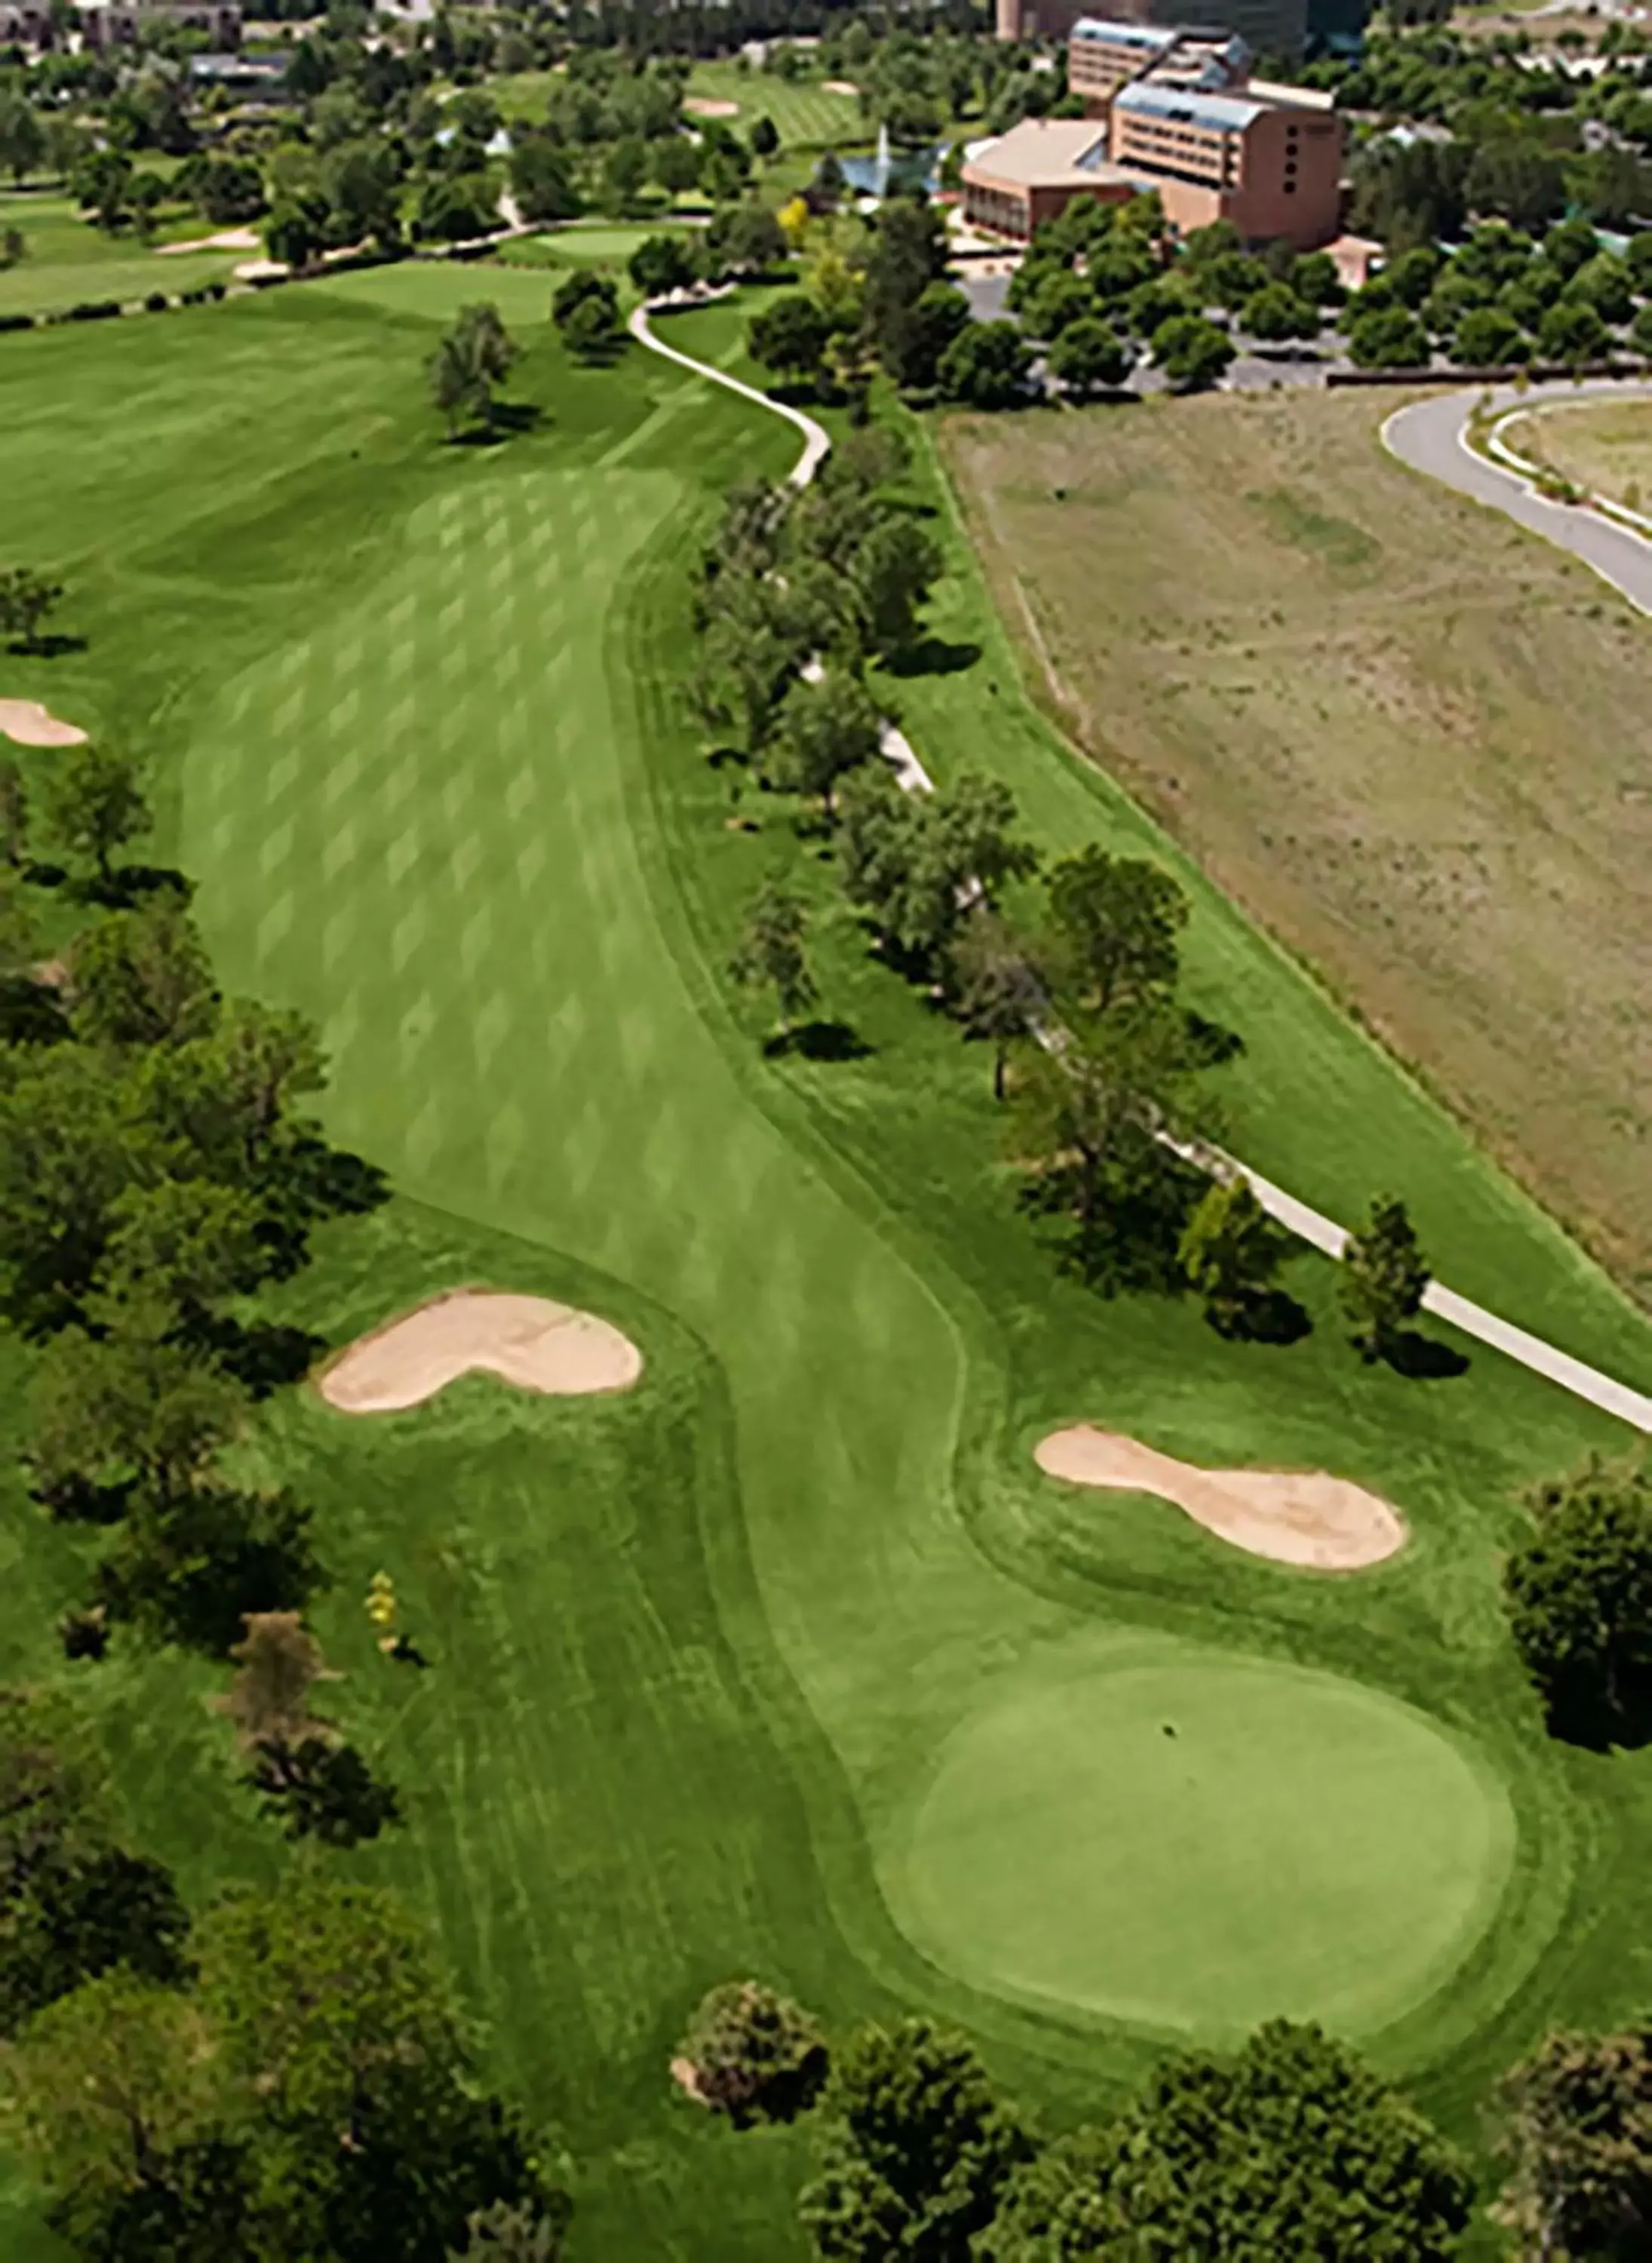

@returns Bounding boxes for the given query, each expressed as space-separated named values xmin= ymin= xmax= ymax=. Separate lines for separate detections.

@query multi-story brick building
xmin=963 ymin=15 xmax=1343 ymax=248
xmin=997 ymin=0 xmax=1308 ymax=69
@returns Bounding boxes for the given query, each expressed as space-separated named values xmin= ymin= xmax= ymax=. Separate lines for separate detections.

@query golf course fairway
xmin=889 ymin=1638 xmax=1516 ymax=2040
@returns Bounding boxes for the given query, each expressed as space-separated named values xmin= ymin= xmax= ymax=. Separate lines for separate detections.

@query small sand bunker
xmin=158 ymin=226 xmax=260 ymax=255
xmin=320 ymin=1291 xmax=642 ymax=1414
xmin=823 ymin=78 xmax=860 ymax=94
xmin=1034 ymin=1424 xmax=1406 ymax=1572
xmin=0 ymin=699 xmax=87 ymax=749
xmin=685 ymin=95 xmax=740 ymax=116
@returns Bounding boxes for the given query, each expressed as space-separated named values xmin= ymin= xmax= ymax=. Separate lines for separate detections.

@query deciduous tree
xmin=771 ymin=668 xmax=881 ymax=818
xmin=43 ymin=747 xmax=150 ymax=889
xmin=1339 ymin=1194 xmax=1429 ymax=1361
xmin=1045 ymin=846 xmax=1187 ymax=1021
xmin=1503 ymin=1457 xmax=1652 ymax=1739
xmin=729 ymin=877 xmax=816 ymax=1037
xmin=675 ymin=1979 xmax=829 ymax=2126
xmin=1492 ymin=2020 xmax=1652 ymax=2260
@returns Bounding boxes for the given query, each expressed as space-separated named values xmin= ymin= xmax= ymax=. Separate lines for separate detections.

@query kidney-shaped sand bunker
xmin=1036 ymin=1423 xmax=1406 ymax=1571
xmin=319 ymin=1291 xmax=642 ymax=1414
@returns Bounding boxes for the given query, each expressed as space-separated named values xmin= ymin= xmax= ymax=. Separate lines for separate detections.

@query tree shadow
xmin=6 ymin=633 xmax=87 ymax=659
xmin=192 ymin=1315 xmax=328 ymax=1400
xmin=1206 ymin=1288 xmax=1313 ymax=1346
xmin=32 ymin=1471 xmax=136 ymax=1526
xmin=1183 ymin=1007 xmax=1245 ymax=1068
xmin=886 ymin=635 xmax=983 ymax=680
xmin=449 ymin=400 xmax=543 ymax=447
xmin=0 ymin=975 xmax=70 ymax=1046
xmin=75 ymin=864 xmax=195 ymax=910
xmin=285 ymin=1136 xmax=392 ymax=1219
xmin=1380 ymin=1329 xmax=1471 ymax=1380
xmin=763 ymin=1018 xmax=874 ymax=1062
xmin=21 ymin=861 xmax=67 ymax=889
xmin=1544 ymin=1681 xmax=1652 ymax=1755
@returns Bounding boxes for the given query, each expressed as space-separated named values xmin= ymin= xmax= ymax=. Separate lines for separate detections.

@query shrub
xmin=64 ymin=300 xmax=121 ymax=324
xmin=674 ymin=1980 xmax=828 ymax=2126
xmin=143 ymin=290 xmax=170 ymax=315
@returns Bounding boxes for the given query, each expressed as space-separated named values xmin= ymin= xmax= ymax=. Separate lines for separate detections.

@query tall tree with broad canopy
xmin=798 ymin=2017 xmax=1031 ymax=2259
xmin=1503 ymin=1457 xmax=1652 ymax=1741
xmin=729 ymin=877 xmax=817 ymax=1039
xmin=984 ymin=2021 xmax=1472 ymax=2260
xmin=43 ymin=748 xmax=150 ymax=890
xmin=1491 ymin=2020 xmax=1652 ymax=2260
xmin=1044 ymin=846 xmax=1188 ymax=1021
xmin=748 ymin=291 xmax=834 ymax=388
xmin=770 ymin=668 xmax=882 ymax=819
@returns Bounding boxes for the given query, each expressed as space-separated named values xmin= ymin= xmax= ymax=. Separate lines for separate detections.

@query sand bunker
xmin=823 ymin=78 xmax=860 ymax=94
xmin=319 ymin=1291 xmax=642 ymax=1413
xmin=0 ymin=699 xmax=87 ymax=748
xmin=1034 ymin=1424 xmax=1406 ymax=1572
xmin=685 ymin=95 xmax=740 ymax=116
xmin=158 ymin=226 xmax=260 ymax=255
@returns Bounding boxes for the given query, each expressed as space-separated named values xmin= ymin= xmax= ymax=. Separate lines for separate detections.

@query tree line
xmin=672 ymin=1970 xmax=1652 ymax=2257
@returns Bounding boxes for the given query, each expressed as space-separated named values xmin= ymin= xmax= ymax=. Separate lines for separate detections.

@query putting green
xmin=887 ymin=1639 xmax=1516 ymax=2040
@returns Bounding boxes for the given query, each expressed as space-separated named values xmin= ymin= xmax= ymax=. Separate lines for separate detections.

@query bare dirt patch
xmin=158 ymin=226 xmax=261 ymax=256
xmin=319 ymin=1290 xmax=642 ymax=1413
xmin=0 ymin=699 xmax=86 ymax=748
xmin=944 ymin=391 xmax=1652 ymax=1303
xmin=1034 ymin=1423 xmax=1406 ymax=1571
xmin=685 ymin=95 xmax=740 ymax=117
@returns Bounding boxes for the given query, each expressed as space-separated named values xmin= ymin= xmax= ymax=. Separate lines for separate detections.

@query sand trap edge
xmin=0 ymin=699 xmax=88 ymax=749
xmin=1033 ymin=1422 xmax=1408 ymax=1574
xmin=315 ymin=1286 xmax=644 ymax=1414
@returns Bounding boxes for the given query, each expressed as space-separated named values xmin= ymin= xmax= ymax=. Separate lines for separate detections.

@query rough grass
xmin=0 ymin=287 xmax=1650 ymax=2261
xmin=941 ymin=388 xmax=1652 ymax=1308
xmin=1503 ymin=395 xmax=1652 ymax=513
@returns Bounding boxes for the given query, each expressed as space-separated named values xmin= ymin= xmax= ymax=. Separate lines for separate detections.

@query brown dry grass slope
xmin=942 ymin=388 xmax=1652 ymax=1303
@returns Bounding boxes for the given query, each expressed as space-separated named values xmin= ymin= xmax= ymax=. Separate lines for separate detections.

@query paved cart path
xmin=632 ymin=306 xmax=1652 ymax=1433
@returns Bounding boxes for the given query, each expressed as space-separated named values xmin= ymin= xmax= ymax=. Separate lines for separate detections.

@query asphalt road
xmin=1383 ymin=379 xmax=1652 ymax=615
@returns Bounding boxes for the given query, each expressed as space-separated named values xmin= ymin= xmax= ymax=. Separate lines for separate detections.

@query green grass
xmin=889 ymin=1633 xmax=1517 ymax=2040
xmin=0 ymin=280 xmax=1650 ymax=2261
xmin=686 ymin=63 xmax=866 ymax=151
xmin=0 ymin=192 xmax=238 ymax=319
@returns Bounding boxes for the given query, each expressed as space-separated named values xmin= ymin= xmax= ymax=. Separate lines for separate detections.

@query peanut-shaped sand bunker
xmin=320 ymin=1291 xmax=642 ymax=1413
xmin=0 ymin=700 xmax=88 ymax=748
xmin=1034 ymin=1424 xmax=1406 ymax=1572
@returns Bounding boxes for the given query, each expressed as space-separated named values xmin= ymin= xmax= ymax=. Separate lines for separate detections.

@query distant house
xmin=0 ymin=2 xmax=56 ymax=49
xmin=75 ymin=0 xmax=243 ymax=49
xmin=963 ymin=17 xmax=1344 ymax=250
xmin=997 ymin=0 xmax=1309 ymax=71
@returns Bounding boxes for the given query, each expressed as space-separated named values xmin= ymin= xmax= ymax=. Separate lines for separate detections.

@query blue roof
xmin=1114 ymin=80 xmax=1262 ymax=130
xmin=1072 ymin=16 xmax=1178 ymax=45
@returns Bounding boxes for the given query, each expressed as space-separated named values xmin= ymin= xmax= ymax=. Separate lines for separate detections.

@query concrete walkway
xmin=629 ymin=298 xmax=831 ymax=487
xmin=1383 ymin=381 xmax=1652 ymax=616
xmin=631 ymin=312 xmax=1652 ymax=1435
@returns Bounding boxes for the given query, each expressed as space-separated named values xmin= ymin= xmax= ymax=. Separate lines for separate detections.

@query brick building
xmin=997 ymin=0 xmax=1307 ymax=69
xmin=75 ymin=0 xmax=242 ymax=45
xmin=963 ymin=15 xmax=1343 ymax=248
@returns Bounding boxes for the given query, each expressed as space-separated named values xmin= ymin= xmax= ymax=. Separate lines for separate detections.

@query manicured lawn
xmin=686 ymin=63 xmax=865 ymax=150
xmin=889 ymin=1633 xmax=1516 ymax=2040
xmin=942 ymin=390 xmax=1652 ymax=1309
xmin=1504 ymin=394 xmax=1652 ymax=511
xmin=1 ymin=281 xmax=1651 ymax=2263
xmin=0 ymin=191 xmax=237 ymax=318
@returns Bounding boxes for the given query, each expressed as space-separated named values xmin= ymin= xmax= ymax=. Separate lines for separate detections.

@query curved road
xmin=1383 ymin=380 xmax=1652 ymax=615
xmin=630 ymin=304 xmax=1652 ymax=1434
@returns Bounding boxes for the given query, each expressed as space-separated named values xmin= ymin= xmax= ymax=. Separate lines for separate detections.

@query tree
xmin=1568 ymin=253 xmax=1634 ymax=327
xmin=429 ymin=302 xmax=517 ymax=438
xmin=1243 ymin=283 xmax=1320 ymax=343
xmin=1151 ymin=313 xmax=1234 ymax=391
xmin=936 ymin=320 xmax=1032 ymax=410
xmin=628 ymin=232 xmax=695 ymax=299
xmin=508 ymin=131 xmax=579 ymax=225
xmin=1539 ymin=296 xmax=1609 ymax=367
xmin=748 ymin=292 xmax=833 ymax=388
xmin=43 ymin=748 xmax=150 ymax=889
xmin=416 ymin=173 xmax=496 ymax=246
xmin=265 ymin=193 xmax=328 ymax=270
xmin=215 ymin=1611 xmax=338 ymax=1747
xmin=448 ymin=2199 xmax=571 ymax=2261
xmin=1010 ymin=1004 xmax=1210 ymax=1290
xmin=950 ymin=913 xmax=1039 ymax=1099
xmin=985 ymin=2020 xmax=1472 ymax=2261
xmin=730 ymin=878 xmax=816 ymax=1037
xmin=0 ymin=756 xmax=25 ymax=869
xmin=1178 ymin=1177 xmax=1293 ymax=1336
xmin=797 ymin=2017 xmax=1030 ymax=2260
xmin=1338 ymin=1194 xmax=1429 ymax=1362
xmin=1503 ymin=1457 xmax=1652 ymax=1739
xmin=849 ymin=515 xmax=943 ymax=662
xmin=1048 ymin=317 xmax=1130 ymax=398
xmin=863 ymin=196 xmax=949 ymax=376
xmin=1453 ymin=305 xmax=1528 ymax=366
xmin=93 ymin=1178 xmax=266 ymax=1341
xmin=1045 ymin=846 xmax=1188 ymax=1021
xmin=1024 ymin=268 xmax=1095 ymax=342
xmin=0 ymin=91 xmax=45 ymax=186
xmin=771 ymin=669 xmax=881 ymax=818
xmin=705 ymin=201 xmax=786 ymax=278
xmin=0 ymin=564 xmax=64 ymax=653
xmin=29 ymin=1328 xmax=249 ymax=1505
xmin=1346 ymin=304 xmax=1431 ymax=369
xmin=675 ymin=1980 xmax=828 ymax=2126
xmin=0 ymin=1047 xmax=156 ymax=1335
xmin=68 ymin=895 xmax=218 ymax=1049
xmin=1492 ymin=2021 xmax=1652 ymax=2260
xmin=552 ymin=269 xmax=623 ymax=361
xmin=96 ymin=1481 xmax=324 ymax=1658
